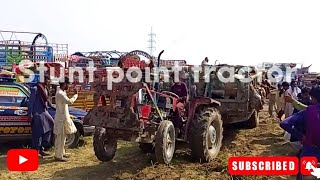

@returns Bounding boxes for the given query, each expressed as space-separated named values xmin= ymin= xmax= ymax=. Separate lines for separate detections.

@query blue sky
xmin=1 ymin=0 xmax=320 ymax=72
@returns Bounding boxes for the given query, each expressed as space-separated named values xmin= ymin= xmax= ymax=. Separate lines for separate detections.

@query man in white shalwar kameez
xmin=284 ymin=80 xmax=301 ymax=118
xmin=54 ymin=77 xmax=78 ymax=161
xmin=283 ymin=80 xmax=302 ymax=152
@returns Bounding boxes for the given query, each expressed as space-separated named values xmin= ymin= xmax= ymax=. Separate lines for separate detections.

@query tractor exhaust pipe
xmin=157 ymin=50 xmax=164 ymax=68
xmin=155 ymin=50 xmax=164 ymax=92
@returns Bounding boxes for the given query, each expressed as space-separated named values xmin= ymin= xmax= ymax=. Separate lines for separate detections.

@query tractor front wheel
xmin=93 ymin=127 xmax=117 ymax=162
xmin=155 ymin=120 xmax=176 ymax=164
xmin=190 ymin=106 xmax=223 ymax=163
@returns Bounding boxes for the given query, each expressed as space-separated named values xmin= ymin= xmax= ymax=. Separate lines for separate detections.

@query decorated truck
xmin=0 ymin=30 xmax=68 ymax=70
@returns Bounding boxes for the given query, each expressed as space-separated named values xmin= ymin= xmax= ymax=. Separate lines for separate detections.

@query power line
xmin=147 ymin=27 xmax=156 ymax=57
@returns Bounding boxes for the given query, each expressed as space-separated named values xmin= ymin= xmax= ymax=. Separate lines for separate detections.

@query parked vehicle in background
xmin=0 ymin=76 xmax=94 ymax=148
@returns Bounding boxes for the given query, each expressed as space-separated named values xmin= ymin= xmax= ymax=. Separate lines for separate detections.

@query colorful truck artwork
xmin=0 ymin=41 xmax=53 ymax=69
xmin=0 ymin=30 xmax=68 ymax=72
xmin=0 ymin=126 xmax=32 ymax=134
xmin=0 ymin=86 xmax=24 ymax=97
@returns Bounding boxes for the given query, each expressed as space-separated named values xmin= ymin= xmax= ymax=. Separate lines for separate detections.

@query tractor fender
xmin=192 ymin=97 xmax=221 ymax=107
xmin=184 ymin=97 xmax=221 ymax=141
xmin=188 ymin=97 xmax=220 ymax=118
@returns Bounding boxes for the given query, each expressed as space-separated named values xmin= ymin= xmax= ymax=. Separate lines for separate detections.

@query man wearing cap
xmin=280 ymin=87 xmax=320 ymax=179
xmin=28 ymin=75 xmax=54 ymax=157
xmin=53 ymin=77 xmax=78 ymax=162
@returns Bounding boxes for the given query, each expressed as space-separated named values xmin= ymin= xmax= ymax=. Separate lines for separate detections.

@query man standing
xmin=201 ymin=57 xmax=209 ymax=66
xmin=275 ymin=83 xmax=285 ymax=120
xmin=28 ymin=75 xmax=54 ymax=157
xmin=284 ymin=80 xmax=301 ymax=118
xmin=268 ymin=88 xmax=277 ymax=117
xmin=54 ymin=77 xmax=78 ymax=162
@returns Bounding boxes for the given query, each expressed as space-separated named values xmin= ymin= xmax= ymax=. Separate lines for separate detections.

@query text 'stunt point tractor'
xmin=85 ymin=50 xmax=223 ymax=164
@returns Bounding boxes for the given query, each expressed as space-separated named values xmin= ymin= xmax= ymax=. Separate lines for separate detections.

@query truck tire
xmin=139 ymin=143 xmax=154 ymax=153
xmin=247 ymin=110 xmax=259 ymax=128
xmin=93 ymin=127 xmax=117 ymax=162
xmin=155 ymin=120 xmax=176 ymax=164
xmin=190 ymin=106 xmax=223 ymax=163
xmin=65 ymin=130 xmax=81 ymax=148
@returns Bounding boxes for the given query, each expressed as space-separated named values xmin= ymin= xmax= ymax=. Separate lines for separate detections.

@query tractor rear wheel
xmin=93 ymin=127 xmax=117 ymax=162
xmin=155 ymin=120 xmax=176 ymax=164
xmin=247 ymin=110 xmax=259 ymax=128
xmin=190 ymin=106 xmax=223 ymax=163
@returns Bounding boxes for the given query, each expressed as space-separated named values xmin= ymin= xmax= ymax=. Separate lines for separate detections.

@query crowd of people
xmin=266 ymin=77 xmax=320 ymax=179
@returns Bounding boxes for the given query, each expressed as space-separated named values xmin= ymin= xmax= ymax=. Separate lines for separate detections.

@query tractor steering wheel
xmin=161 ymin=91 xmax=179 ymax=99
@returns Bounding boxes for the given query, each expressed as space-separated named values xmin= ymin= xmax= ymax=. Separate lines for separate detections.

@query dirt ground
xmin=0 ymin=106 xmax=298 ymax=180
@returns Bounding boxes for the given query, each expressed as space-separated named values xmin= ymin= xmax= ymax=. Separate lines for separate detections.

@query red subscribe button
xmin=228 ymin=156 xmax=299 ymax=175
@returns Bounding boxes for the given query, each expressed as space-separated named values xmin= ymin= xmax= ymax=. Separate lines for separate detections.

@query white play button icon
xmin=19 ymin=155 xmax=28 ymax=165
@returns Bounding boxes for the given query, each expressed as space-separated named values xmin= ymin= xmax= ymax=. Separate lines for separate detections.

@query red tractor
xmin=85 ymin=50 xmax=223 ymax=164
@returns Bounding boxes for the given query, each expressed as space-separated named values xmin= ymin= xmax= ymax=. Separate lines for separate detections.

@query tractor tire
xmin=247 ymin=110 xmax=259 ymax=128
xmin=139 ymin=143 xmax=154 ymax=153
xmin=93 ymin=127 xmax=117 ymax=162
xmin=190 ymin=106 xmax=223 ymax=163
xmin=155 ymin=120 xmax=176 ymax=164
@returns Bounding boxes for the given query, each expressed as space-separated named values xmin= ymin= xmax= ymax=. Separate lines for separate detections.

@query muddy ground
xmin=0 ymin=106 xmax=297 ymax=180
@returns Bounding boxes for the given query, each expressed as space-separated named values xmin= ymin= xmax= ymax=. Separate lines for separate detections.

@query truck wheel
xmin=139 ymin=143 xmax=154 ymax=153
xmin=155 ymin=120 xmax=176 ymax=164
xmin=93 ymin=127 xmax=117 ymax=162
xmin=65 ymin=130 xmax=81 ymax=148
xmin=247 ymin=110 xmax=259 ymax=128
xmin=190 ymin=106 xmax=223 ymax=163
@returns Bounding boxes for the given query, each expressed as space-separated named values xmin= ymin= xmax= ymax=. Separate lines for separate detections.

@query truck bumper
xmin=83 ymin=125 xmax=95 ymax=136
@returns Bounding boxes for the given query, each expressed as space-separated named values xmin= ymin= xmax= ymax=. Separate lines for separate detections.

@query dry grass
xmin=0 ymin=106 xmax=295 ymax=180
